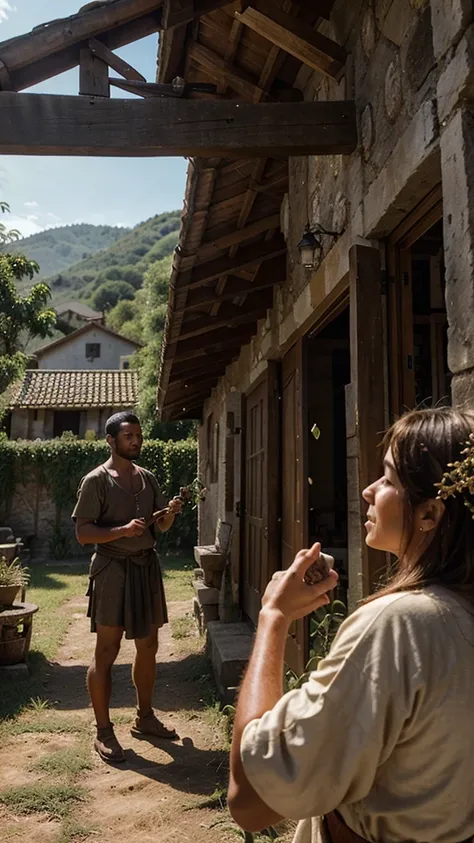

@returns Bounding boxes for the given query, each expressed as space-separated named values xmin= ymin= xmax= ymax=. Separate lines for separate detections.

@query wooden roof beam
xmin=0 ymin=0 xmax=163 ymax=75
xmin=162 ymin=0 xmax=234 ymax=29
xmin=235 ymin=1 xmax=347 ymax=79
xmin=199 ymin=212 xmax=281 ymax=254
xmin=0 ymin=94 xmax=357 ymax=158
xmin=5 ymin=14 xmax=162 ymax=91
xmin=172 ymin=324 xmax=257 ymax=362
xmin=178 ymin=291 xmax=273 ymax=342
xmin=170 ymin=352 xmax=235 ymax=379
xmin=183 ymin=234 xmax=286 ymax=289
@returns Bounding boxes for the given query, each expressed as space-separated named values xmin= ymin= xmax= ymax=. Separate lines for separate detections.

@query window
xmin=85 ymin=343 xmax=101 ymax=361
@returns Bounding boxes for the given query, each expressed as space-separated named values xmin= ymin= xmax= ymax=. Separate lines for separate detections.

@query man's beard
xmin=115 ymin=444 xmax=141 ymax=461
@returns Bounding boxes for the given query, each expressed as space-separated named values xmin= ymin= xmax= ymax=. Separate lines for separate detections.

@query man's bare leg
xmin=87 ymin=625 xmax=125 ymax=761
xmin=132 ymin=627 xmax=178 ymax=739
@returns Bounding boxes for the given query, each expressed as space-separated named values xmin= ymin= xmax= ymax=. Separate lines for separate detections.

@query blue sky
xmin=0 ymin=1 xmax=187 ymax=237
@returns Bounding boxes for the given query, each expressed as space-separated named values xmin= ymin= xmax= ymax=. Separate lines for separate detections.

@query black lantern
xmin=297 ymin=223 xmax=341 ymax=269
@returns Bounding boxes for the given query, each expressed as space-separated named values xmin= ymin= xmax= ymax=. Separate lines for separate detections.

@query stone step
xmin=193 ymin=580 xmax=220 ymax=606
xmin=206 ymin=620 xmax=254 ymax=704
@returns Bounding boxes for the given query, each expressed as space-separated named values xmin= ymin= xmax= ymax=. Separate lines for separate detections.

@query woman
xmin=229 ymin=407 xmax=474 ymax=843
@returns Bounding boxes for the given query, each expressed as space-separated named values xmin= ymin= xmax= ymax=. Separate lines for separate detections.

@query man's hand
xmin=261 ymin=543 xmax=338 ymax=623
xmin=167 ymin=496 xmax=183 ymax=516
xmin=122 ymin=518 xmax=146 ymax=538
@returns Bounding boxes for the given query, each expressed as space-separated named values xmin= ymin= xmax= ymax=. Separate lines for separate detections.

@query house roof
xmin=9 ymin=370 xmax=138 ymax=409
xmin=156 ymin=0 xmax=345 ymax=421
xmin=55 ymin=301 xmax=102 ymax=320
xmin=35 ymin=321 xmax=142 ymax=358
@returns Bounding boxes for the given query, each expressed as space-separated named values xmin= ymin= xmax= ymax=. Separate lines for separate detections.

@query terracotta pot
xmin=0 ymin=585 xmax=20 ymax=607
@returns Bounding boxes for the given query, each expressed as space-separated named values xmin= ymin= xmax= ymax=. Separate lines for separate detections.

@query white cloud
xmin=26 ymin=214 xmax=39 ymax=222
xmin=24 ymin=201 xmax=39 ymax=209
xmin=0 ymin=2 xmax=13 ymax=24
xmin=46 ymin=211 xmax=61 ymax=221
xmin=8 ymin=215 xmax=43 ymax=238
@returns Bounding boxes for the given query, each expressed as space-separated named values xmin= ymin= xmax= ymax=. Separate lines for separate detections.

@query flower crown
xmin=435 ymin=433 xmax=474 ymax=517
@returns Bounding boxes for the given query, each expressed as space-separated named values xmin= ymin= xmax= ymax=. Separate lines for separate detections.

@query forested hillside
xmin=44 ymin=211 xmax=181 ymax=307
xmin=11 ymin=223 xmax=129 ymax=279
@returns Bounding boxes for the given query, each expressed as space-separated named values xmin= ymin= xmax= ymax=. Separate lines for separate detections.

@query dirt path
xmin=0 ymin=595 xmax=258 ymax=843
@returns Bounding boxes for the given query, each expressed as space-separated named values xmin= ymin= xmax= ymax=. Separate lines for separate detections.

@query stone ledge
xmin=194 ymin=545 xmax=226 ymax=571
xmin=206 ymin=620 xmax=254 ymax=703
xmin=193 ymin=580 xmax=220 ymax=606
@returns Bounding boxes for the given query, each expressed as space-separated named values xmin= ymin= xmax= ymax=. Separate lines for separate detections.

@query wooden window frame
xmin=386 ymin=184 xmax=443 ymax=417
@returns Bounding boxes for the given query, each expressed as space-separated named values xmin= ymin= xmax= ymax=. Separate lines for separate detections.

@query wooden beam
xmin=170 ymin=352 xmax=234 ymax=378
xmin=199 ymin=212 xmax=281 ymax=254
xmin=235 ymin=2 xmax=346 ymax=79
xmin=172 ymin=323 xmax=257 ymax=361
xmin=189 ymin=42 xmax=266 ymax=101
xmin=79 ymin=46 xmax=109 ymax=97
xmin=88 ymin=38 xmax=146 ymax=82
xmin=7 ymin=14 xmax=162 ymax=92
xmin=178 ymin=292 xmax=272 ymax=341
xmin=184 ymin=235 xmax=286 ymax=289
xmin=177 ymin=258 xmax=283 ymax=314
xmin=0 ymin=94 xmax=357 ymax=158
xmin=0 ymin=0 xmax=163 ymax=74
xmin=163 ymin=0 xmax=233 ymax=29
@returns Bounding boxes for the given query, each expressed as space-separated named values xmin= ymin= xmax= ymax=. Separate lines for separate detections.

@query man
xmin=72 ymin=411 xmax=183 ymax=763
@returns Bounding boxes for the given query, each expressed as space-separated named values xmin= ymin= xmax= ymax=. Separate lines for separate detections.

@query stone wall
xmin=195 ymin=0 xmax=474 ymax=601
xmin=0 ymin=479 xmax=80 ymax=559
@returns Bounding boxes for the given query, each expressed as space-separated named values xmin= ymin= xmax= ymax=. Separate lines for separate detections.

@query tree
xmin=91 ymin=279 xmax=135 ymax=312
xmin=0 ymin=203 xmax=57 ymax=393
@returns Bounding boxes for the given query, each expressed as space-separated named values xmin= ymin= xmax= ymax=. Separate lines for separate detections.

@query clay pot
xmin=0 ymin=585 xmax=20 ymax=607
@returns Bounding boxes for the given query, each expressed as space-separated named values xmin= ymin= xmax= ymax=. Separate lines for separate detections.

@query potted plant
xmin=0 ymin=556 xmax=30 ymax=607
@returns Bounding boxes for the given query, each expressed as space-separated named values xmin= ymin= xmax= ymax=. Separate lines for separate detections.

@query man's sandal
xmin=131 ymin=710 xmax=178 ymax=740
xmin=94 ymin=724 xmax=126 ymax=763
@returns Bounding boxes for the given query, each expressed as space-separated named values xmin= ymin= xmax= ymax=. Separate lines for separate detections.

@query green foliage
xmin=0 ymin=438 xmax=198 ymax=549
xmin=90 ymin=279 xmax=135 ymax=312
xmin=0 ymin=555 xmax=30 ymax=587
xmin=10 ymin=223 xmax=129 ymax=280
xmin=284 ymin=600 xmax=347 ymax=692
xmin=105 ymin=298 xmax=136 ymax=333
xmin=43 ymin=211 xmax=180 ymax=301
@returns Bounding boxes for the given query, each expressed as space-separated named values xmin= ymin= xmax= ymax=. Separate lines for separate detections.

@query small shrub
xmin=0 ymin=555 xmax=29 ymax=587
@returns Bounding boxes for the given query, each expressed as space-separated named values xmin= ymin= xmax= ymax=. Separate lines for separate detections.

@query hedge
xmin=0 ymin=437 xmax=198 ymax=551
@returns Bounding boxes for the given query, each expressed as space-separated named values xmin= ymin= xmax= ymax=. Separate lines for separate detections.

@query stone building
xmin=35 ymin=322 xmax=140 ymax=371
xmin=156 ymin=0 xmax=474 ymax=675
xmin=8 ymin=369 xmax=138 ymax=439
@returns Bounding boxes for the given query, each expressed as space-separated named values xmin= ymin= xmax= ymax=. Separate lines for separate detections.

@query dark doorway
xmin=53 ymin=410 xmax=81 ymax=438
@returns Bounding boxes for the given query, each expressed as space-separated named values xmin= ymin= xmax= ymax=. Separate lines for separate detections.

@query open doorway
xmin=306 ymin=306 xmax=350 ymax=606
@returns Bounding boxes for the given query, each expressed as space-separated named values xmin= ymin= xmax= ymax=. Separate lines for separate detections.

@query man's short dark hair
xmin=105 ymin=411 xmax=141 ymax=439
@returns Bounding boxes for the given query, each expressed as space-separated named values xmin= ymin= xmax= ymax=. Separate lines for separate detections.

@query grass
xmin=171 ymin=613 xmax=196 ymax=640
xmin=161 ymin=554 xmax=195 ymax=601
xmin=57 ymin=819 xmax=97 ymax=843
xmin=29 ymin=746 xmax=92 ymax=777
xmin=0 ymin=784 xmax=86 ymax=819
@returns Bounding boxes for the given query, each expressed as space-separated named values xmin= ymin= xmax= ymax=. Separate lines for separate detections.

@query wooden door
xmin=242 ymin=363 xmax=280 ymax=624
xmin=346 ymin=244 xmax=387 ymax=607
xmin=281 ymin=339 xmax=308 ymax=674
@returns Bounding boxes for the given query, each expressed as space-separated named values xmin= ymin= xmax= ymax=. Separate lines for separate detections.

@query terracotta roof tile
xmin=9 ymin=370 xmax=138 ymax=409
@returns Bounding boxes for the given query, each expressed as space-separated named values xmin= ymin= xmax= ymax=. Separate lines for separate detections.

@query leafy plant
xmin=285 ymin=600 xmax=347 ymax=692
xmin=0 ymin=555 xmax=30 ymax=587
xmin=48 ymin=524 xmax=72 ymax=561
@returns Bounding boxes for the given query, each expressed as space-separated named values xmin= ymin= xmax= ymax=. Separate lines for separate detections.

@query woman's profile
xmin=229 ymin=407 xmax=474 ymax=843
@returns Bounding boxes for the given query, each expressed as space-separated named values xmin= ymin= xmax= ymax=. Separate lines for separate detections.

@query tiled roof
xmin=55 ymin=301 xmax=102 ymax=319
xmin=9 ymin=370 xmax=138 ymax=409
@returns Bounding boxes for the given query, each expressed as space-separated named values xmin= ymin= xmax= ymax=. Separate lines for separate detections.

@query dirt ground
xmin=0 ymin=590 xmax=295 ymax=843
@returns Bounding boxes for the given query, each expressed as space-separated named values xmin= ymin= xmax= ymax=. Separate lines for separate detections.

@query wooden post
xmin=346 ymin=243 xmax=386 ymax=609
xmin=79 ymin=45 xmax=109 ymax=97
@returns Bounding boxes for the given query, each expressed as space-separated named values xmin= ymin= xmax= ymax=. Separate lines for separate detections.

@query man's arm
xmin=75 ymin=517 xmax=146 ymax=546
xmin=155 ymin=496 xmax=183 ymax=533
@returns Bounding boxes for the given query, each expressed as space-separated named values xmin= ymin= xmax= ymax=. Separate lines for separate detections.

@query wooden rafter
xmin=182 ymin=235 xmax=286 ymax=289
xmin=162 ymin=0 xmax=234 ymax=29
xmin=198 ymin=212 xmax=281 ymax=254
xmin=0 ymin=0 xmax=163 ymax=76
xmin=3 ymin=14 xmax=162 ymax=92
xmin=235 ymin=1 xmax=346 ymax=79
xmin=0 ymin=94 xmax=357 ymax=158
xmin=88 ymin=38 xmax=146 ymax=82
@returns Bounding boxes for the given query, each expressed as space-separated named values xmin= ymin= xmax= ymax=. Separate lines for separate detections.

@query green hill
xmin=12 ymin=223 xmax=129 ymax=279
xmin=44 ymin=210 xmax=181 ymax=305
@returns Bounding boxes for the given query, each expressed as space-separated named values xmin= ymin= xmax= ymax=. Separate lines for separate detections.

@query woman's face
xmin=362 ymin=447 xmax=406 ymax=556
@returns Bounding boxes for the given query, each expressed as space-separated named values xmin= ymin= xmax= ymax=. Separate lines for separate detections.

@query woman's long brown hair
xmin=366 ymin=407 xmax=474 ymax=603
